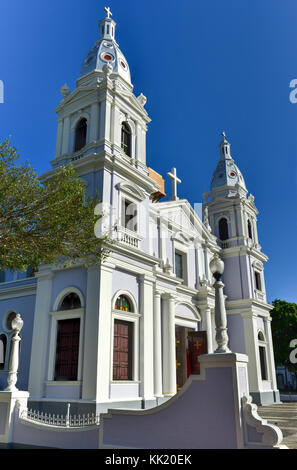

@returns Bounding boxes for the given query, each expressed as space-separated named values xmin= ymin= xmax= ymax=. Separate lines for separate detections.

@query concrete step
xmin=257 ymin=403 xmax=297 ymax=449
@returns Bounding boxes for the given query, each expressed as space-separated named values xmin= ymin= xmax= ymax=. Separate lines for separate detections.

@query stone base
xmin=0 ymin=391 xmax=29 ymax=444
xmin=250 ymin=390 xmax=281 ymax=406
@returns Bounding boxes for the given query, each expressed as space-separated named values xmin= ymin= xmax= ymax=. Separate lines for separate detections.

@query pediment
xmin=116 ymin=181 xmax=146 ymax=201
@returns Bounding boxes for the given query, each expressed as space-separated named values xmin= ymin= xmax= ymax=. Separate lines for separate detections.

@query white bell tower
xmin=203 ymin=132 xmax=280 ymax=406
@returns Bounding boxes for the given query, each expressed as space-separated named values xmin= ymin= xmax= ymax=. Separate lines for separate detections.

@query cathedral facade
xmin=0 ymin=9 xmax=279 ymax=415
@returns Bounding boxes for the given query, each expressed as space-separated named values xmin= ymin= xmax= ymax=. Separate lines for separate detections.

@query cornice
xmin=0 ymin=282 xmax=37 ymax=300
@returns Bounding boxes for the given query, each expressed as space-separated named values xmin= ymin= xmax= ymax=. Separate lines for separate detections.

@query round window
xmin=229 ymin=171 xmax=236 ymax=178
xmin=120 ymin=60 xmax=127 ymax=69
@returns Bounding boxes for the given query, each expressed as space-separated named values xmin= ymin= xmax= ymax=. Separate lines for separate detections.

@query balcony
xmin=116 ymin=226 xmax=142 ymax=249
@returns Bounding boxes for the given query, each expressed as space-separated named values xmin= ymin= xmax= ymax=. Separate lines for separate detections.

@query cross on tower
xmin=167 ymin=167 xmax=181 ymax=201
xmin=104 ymin=6 xmax=112 ymax=18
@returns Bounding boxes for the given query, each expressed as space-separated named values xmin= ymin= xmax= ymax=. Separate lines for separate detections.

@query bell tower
xmin=203 ymin=132 xmax=280 ymax=406
xmin=45 ymin=7 xmax=163 ymax=243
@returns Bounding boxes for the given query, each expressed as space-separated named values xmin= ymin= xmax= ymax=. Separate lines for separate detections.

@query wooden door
xmin=187 ymin=331 xmax=208 ymax=375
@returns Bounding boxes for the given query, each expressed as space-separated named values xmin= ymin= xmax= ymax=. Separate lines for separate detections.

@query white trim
xmin=175 ymin=301 xmax=201 ymax=321
xmin=53 ymin=287 xmax=85 ymax=311
xmin=47 ymin=308 xmax=85 ymax=383
xmin=110 ymin=301 xmax=140 ymax=384
xmin=111 ymin=290 xmax=137 ymax=313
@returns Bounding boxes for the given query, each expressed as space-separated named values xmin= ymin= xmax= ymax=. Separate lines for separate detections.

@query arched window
xmin=74 ymin=118 xmax=87 ymax=152
xmin=247 ymin=219 xmax=253 ymax=239
xmin=258 ymin=331 xmax=265 ymax=342
xmin=219 ymin=218 xmax=229 ymax=241
xmin=258 ymin=331 xmax=268 ymax=380
xmin=59 ymin=293 xmax=81 ymax=310
xmin=114 ymin=295 xmax=133 ymax=312
xmin=121 ymin=122 xmax=132 ymax=157
xmin=0 ymin=334 xmax=7 ymax=370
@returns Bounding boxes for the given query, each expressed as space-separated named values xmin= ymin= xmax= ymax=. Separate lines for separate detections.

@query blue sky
xmin=0 ymin=0 xmax=296 ymax=303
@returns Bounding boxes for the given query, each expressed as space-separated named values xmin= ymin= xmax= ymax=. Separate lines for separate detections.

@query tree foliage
xmin=0 ymin=140 xmax=110 ymax=271
xmin=270 ymin=299 xmax=297 ymax=369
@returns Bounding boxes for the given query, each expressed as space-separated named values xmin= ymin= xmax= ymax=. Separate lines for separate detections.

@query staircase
xmin=257 ymin=402 xmax=297 ymax=449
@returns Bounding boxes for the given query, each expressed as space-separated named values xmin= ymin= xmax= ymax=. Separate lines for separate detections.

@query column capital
xmin=162 ymin=292 xmax=176 ymax=301
xmin=138 ymin=273 xmax=155 ymax=284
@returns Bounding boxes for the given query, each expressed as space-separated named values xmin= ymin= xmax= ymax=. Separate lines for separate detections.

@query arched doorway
xmin=174 ymin=303 xmax=207 ymax=391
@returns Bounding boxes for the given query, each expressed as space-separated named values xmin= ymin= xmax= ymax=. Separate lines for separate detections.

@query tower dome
xmin=210 ymin=132 xmax=246 ymax=192
xmin=80 ymin=7 xmax=131 ymax=85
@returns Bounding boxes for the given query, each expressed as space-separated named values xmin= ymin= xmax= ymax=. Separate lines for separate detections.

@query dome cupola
xmin=80 ymin=7 xmax=131 ymax=85
xmin=210 ymin=132 xmax=246 ymax=192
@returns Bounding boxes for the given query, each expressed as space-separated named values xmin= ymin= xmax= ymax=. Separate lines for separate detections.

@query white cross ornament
xmin=104 ymin=6 xmax=112 ymax=18
xmin=167 ymin=167 xmax=181 ymax=201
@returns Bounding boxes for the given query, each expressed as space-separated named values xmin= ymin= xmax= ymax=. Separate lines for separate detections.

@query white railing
xmin=116 ymin=226 xmax=142 ymax=249
xmin=255 ymin=290 xmax=266 ymax=303
xmin=21 ymin=404 xmax=100 ymax=428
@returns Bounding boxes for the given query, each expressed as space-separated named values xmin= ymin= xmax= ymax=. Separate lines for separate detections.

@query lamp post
xmin=209 ymin=254 xmax=231 ymax=354
xmin=5 ymin=314 xmax=24 ymax=392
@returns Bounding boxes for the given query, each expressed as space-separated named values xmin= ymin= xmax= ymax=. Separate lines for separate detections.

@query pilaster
xmin=162 ymin=293 xmax=176 ymax=395
xmin=28 ymin=269 xmax=53 ymax=399
xmin=139 ymin=274 xmax=155 ymax=401
xmin=153 ymin=290 xmax=163 ymax=397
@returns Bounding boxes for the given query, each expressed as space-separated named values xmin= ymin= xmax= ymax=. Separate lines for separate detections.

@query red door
xmin=113 ymin=320 xmax=133 ymax=380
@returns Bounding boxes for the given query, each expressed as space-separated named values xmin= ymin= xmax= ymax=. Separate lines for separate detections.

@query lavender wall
xmin=100 ymin=368 xmax=238 ymax=449
xmin=0 ymin=294 xmax=36 ymax=391
xmin=50 ymin=267 xmax=87 ymax=310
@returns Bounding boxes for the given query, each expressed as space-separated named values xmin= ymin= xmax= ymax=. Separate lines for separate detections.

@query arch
xmin=258 ymin=330 xmax=266 ymax=342
xmin=175 ymin=301 xmax=201 ymax=321
xmin=116 ymin=181 xmax=145 ymax=201
xmin=0 ymin=333 xmax=7 ymax=369
xmin=59 ymin=292 xmax=81 ymax=310
xmin=112 ymin=290 xmax=137 ymax=314
xmin=121 ymin=121 xmax=132 ymax=157
xmin=218 ymin=217 xmax=229 ymax=241
xmin=53 ymin=287 xmax=85 ymax=312
xmin=74 ymin=118 xmax=87 ymax=152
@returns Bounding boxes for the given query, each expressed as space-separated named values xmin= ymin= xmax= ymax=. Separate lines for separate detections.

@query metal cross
xmin=167 ymin=167 xmax=181 ymax=201
xmin=104 ymin=6 xmax=112 ymax=18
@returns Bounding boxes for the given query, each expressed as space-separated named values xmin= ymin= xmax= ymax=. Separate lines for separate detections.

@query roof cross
xmin=167 ymin=167 xmax=181 ymax=201
xmin=104 ymin=6 xmax=112 ymax=18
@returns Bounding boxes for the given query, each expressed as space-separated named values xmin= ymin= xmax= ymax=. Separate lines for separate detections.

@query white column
xmin=204 ymin=308 xmax=213 ymax=353
xmin=99 ymin=96 xmax=112 ymax=142
xmin=55 ymin=119 xmax=63 ymax=157
xmin=159 ymin=220 xmax=167 ymax=267
xmin=203 ymin=244 xmax=210 ymax=281
xmin=242 ymin=312 xmax=262 ymax=393
xmin=28 ymin=269 xmax=53 ymax=399
xmin=153 ymin=290 xmax=163 ymax=397
xmin=82 ymin=262 xmax=114 ymax=402
xmin=97 ymin=262 xmax=114 ymax=402
xmin=139 ymin=274 xmax=155 ymax=401
xmin=265 ymin=316 xmax=278 ymax=390
xmin=89 ymin=102 xmax=100 ymax=142
xmin=162 ymin=293 xmax=176 ymax=395
xmin=61 ymin=116 xmax=70 ymax=155
xmin=136 ymin=122 xmax=142 ymax=162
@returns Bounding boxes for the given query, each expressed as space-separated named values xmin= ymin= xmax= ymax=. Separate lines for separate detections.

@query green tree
xmin=0 ymin=139 xmax=110 ymax=272
xmin=271 ymin=299 xmax=297 ymax=387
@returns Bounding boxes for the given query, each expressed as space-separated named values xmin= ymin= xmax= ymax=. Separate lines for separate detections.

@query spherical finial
xmin=11 ymin=313 xmax=23 ymax=333
xmin=60 ymin=83 xmax=70 ymax=99
xmin=209 ymin=253 xmax=224 ymax=280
